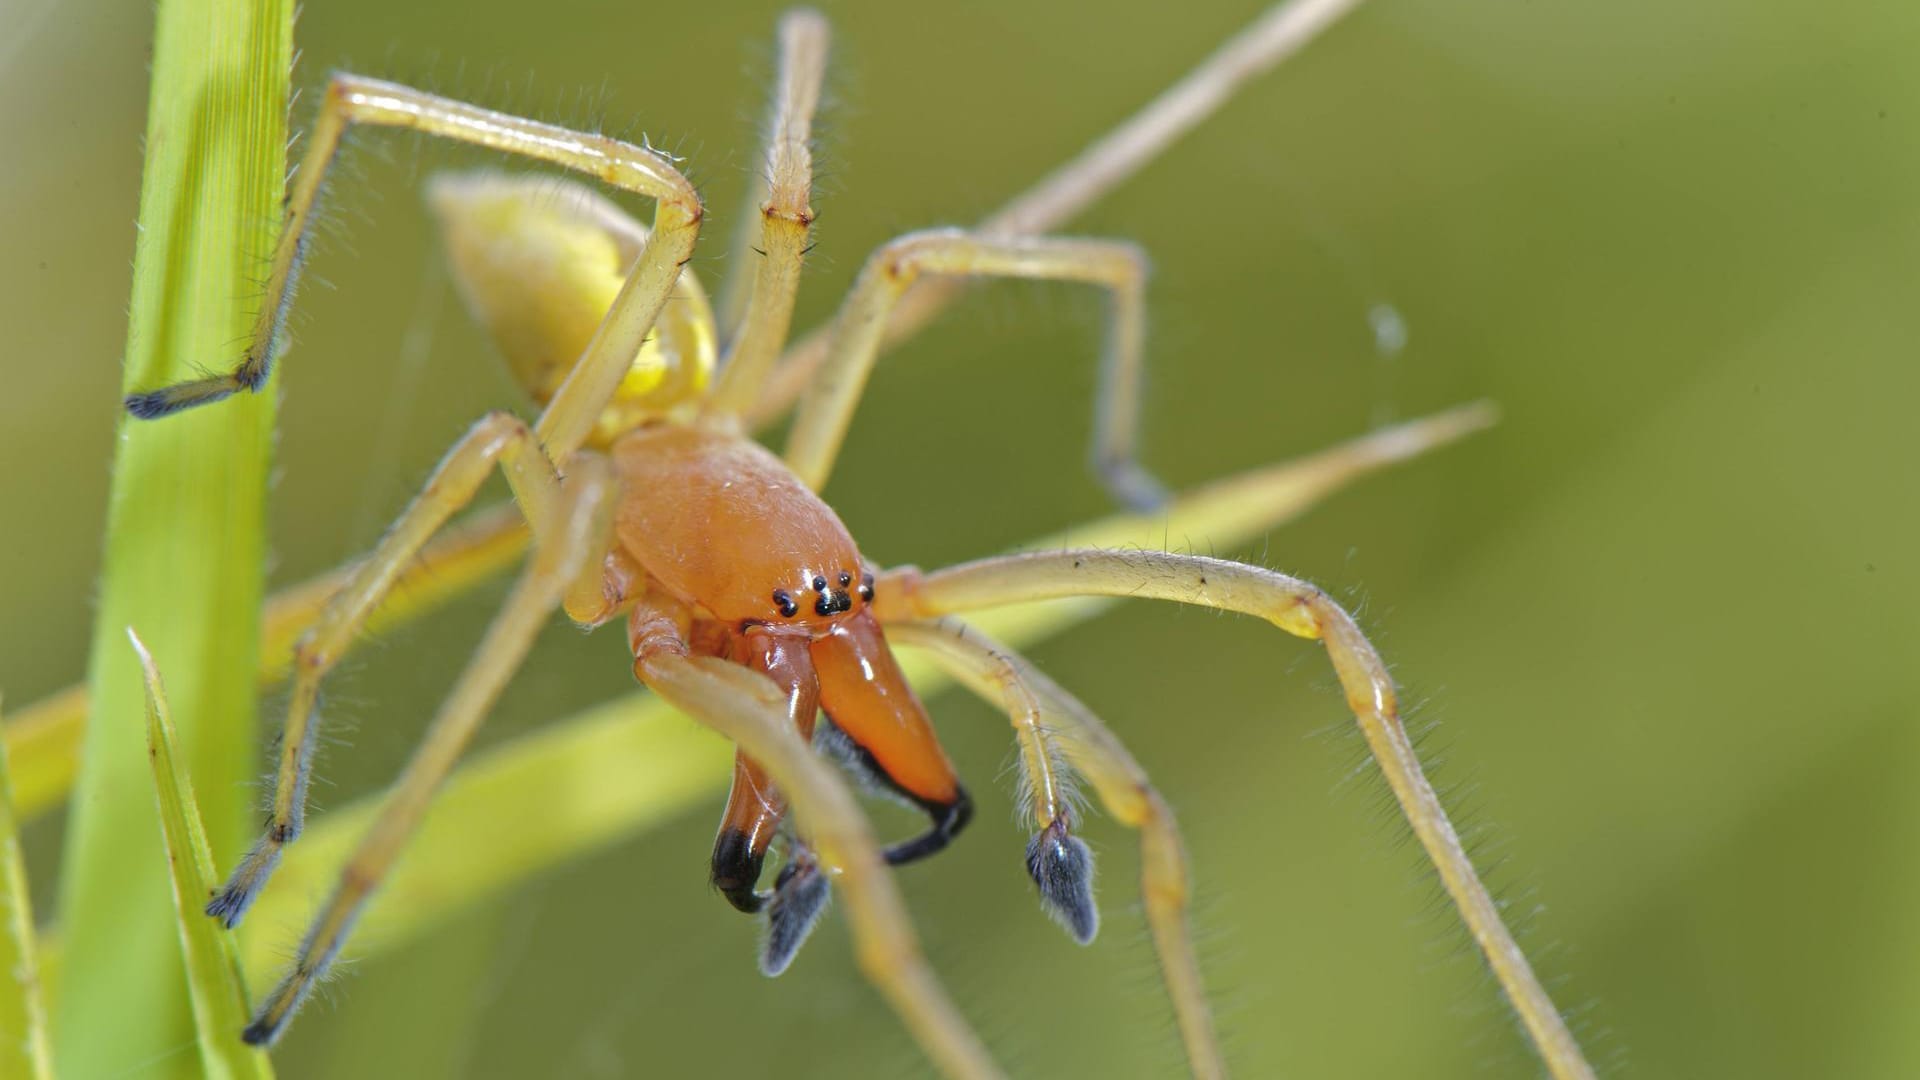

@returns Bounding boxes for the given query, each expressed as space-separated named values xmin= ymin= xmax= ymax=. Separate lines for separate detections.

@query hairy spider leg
xmin=205 ymin=411 xmax=567 ymax=927
xmin=242 ymin=456 xmax=615 ymax=1046
xmin=873 ymin=550 xmax=1599 ymax=1080
xmin=747 ymin=0 xmax=1371 ymax=428
xmin=629 ymin=598 xmax=1003 ymax=1080
xmin=706 ymin=8 xmax=830 ymax=415
xmin=784 ymin=230 xmax=1165 ymax=509
xmin=122 ymin=72 xmax=703 ymax=464
xmin=129 ymin=75 xmax=704 ymax=926
xmin=889 ymin=618 xmax=1222 ymax=1080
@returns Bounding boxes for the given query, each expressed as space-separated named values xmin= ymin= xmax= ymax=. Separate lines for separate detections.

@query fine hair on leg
xmin=886 ymin=617 xmax=1224 ymax=1080
xmin=629 ymin=599 xmax=1003 ymax=1080
xmin=873 ymin=549 xmax=1598 ymax=1080
xmin=705 ymin=8 xmax=830 ymax=418
xmin=123 ymin=72 xmax=703 ymax=464
xmin=241 ymin=456 xmax=615 ymax=1045
xmin=784 ymin=229 xmax=1164 ymax=508
xmin=746 ymin=0 xmax=1373 ymax=427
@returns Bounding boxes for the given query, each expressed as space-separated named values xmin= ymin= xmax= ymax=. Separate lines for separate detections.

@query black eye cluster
xmin=770 ymin=571 xmax=875 ymax=619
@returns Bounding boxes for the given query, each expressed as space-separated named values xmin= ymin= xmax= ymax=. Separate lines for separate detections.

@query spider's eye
xmin=771 ymin=589 xmax=799 ymax=618
xmin=857 ymin=573 xmax=875 ymax=602
xmin=812 ymin=576 xmax=828 ymax=592
xmin=838 ymin=571 xmax=853 ymax=588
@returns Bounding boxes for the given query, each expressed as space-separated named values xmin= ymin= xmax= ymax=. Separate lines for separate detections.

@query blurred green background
xmin=3 ymin=0 xmax=1916 ymax=1076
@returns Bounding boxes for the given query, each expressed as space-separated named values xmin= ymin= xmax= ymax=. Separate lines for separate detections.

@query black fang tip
xmin=711 ymin=827 xmax=770 ymax=914
xmin=1026 ymin=819 xmax=1098 ymax=945
xmin=760 ymin=856 xmax=832 ymax=977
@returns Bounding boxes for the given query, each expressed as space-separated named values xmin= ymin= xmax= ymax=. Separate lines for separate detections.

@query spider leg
xmin=707 ymin=9 xmax=830 ymax=414
xmin=888 ymin=617 xmax=1224 ymax=1080
xmin=747 ymin=0 xmax=1369 ymax=427
xmin=628 ymin=601 xmax=1002 ymax=1080
xmin=205 ymin=414 xmax=589 ymax=929
xmin=784 ymin=229 xmax=1164 ymax=509
xmin=872 ymin=549 xmax=1599 ymax=1080
xmin=880 ymin=622 xmax=1091 ymax=933
xmin=240 ymin=455 xmax=614 ymax=1046
xmin=123 ymin=73 xmax=703 ymax=461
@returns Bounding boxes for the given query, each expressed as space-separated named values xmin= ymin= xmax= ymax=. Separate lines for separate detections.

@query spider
xmin=123 ymin=4 xmax=1595 ymax=1077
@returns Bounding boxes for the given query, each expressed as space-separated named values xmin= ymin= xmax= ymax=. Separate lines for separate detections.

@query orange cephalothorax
xmin=611 ymin=424 xmax=870 ymax=626
xmin=611 ymin=422 xmax=970 ymax=904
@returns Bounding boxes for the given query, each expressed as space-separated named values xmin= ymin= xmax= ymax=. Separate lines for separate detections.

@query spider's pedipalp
xmin=1026 ymin=817 xmax=1099 ymax=945
xmin=887 ymin=616 xmax=1214 ymax=1074
xmin=761 ymin=844 xmax=832 ymax=977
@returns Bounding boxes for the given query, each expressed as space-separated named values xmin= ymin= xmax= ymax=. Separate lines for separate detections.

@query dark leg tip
xmin=1026 ymin=818 xmax=1099 ymax=945
xmin=760 ymin=854 xmax=832 ymax=977
xmin=205 ymin=840 xmax=281 ymax=929
xmin=124 ymin=379 xmax=241 ymax=419
xmin=205 ymin=884 xmax=256 ymax=930
xmin=1100 ymin=460 xmax=1172 ymax=515
xmin=240 ymin=1018 xmax=279 ymax=1047
xmin=123 ymin=389 xmax=190 ymax=419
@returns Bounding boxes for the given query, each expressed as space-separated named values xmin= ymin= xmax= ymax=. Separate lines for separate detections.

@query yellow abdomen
xmin=428 ymin=171 xmax=716 ymax=444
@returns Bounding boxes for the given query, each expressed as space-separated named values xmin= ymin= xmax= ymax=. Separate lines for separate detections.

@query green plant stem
xmin=54 ymin=0 xmax=292 ymax=1074
xmin=0 ymin=701 xmax=54 ymax=1080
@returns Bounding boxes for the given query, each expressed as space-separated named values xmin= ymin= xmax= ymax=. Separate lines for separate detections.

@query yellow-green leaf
xmin=132 ymin=632 xmax=274 ymax=1080
xmin=0 ymin=699 xmax=53 ymax=1080
xmin=54 ymin=0 xmax=293 ymax=1073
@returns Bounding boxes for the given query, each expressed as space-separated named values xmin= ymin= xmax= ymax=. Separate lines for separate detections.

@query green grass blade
xmin=132 ymin=633 xmax=275 ymax=1080
xmin=0 ymin=700 xmax=54 ymax=1080
xmin=55 ymin=0 xmax=293 ymax=1073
